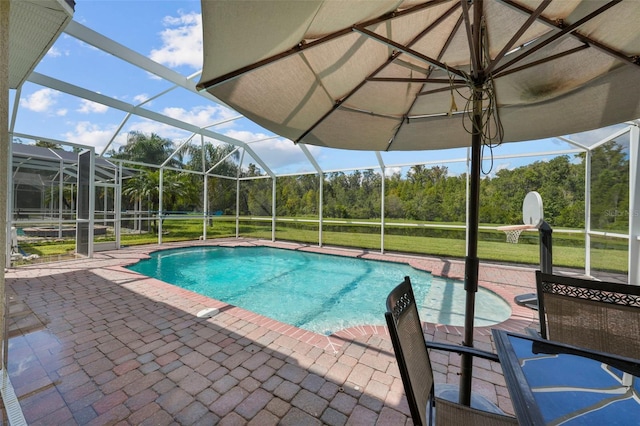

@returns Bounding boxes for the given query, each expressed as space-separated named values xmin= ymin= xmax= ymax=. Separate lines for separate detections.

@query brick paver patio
xmin=4 ymin=238 xmax=543 ymax=425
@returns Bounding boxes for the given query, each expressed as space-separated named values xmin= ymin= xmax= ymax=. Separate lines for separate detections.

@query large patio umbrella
xmin=197 ymin=0 xmax=640 ymax=404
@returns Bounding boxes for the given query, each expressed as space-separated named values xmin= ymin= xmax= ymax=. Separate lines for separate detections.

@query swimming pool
xmin=127 ymin=246 xmax=511 ymax=335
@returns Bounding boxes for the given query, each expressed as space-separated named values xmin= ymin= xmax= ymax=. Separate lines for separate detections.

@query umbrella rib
xmin=580 ymin=36 xmax=640 ymax=67
xmin=297 ymin=2 xmax=467 ymax=144
xmin=379 ymin=0 xmax=461 ymax=78
xmin=369 ymin=77 xmax=466 ymax=84
xmin=493 ymin=0 xmax=622 ymax=76
xmin=436 ymin=10 xmax=465 ymax=68
xmin=295 ymin=50 xmax=404 ymax=143
xmin=400 ymin=1 xmax=462 ymax=56
xmin=388 ymin=8 xmax=466 ymax=151
xmin=417 ymin=84 xmax=468 ymax=96
xmin=196 ymin=0 xmax=452 ymax=91
xmin=354 ymin=27 xmax=466 ymax=79
xmin=493 ymin=45 xmax=589 ymax=79
xmin=460 ymin=0 xmax=480 ymax=80
xmin=196 ymin=28 xmax=352 ymax=91
xmin=339 ymin=106 xmax=401 ymax=120
xmin=485 ymin=0 xmax=552 ymax=75
xmin=412 ymin=13 xmax=467 ymax=95
xmin=500 ymin=0 xmax=636 ymax=67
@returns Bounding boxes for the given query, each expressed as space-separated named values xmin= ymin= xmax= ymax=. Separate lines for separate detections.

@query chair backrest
xmin=536 ymin=271 xmax=640 ymax=359
xmin=386 ymin=277 xmax=518 ymax=425
xmin=385 ymin=276 xmax=434 ymax=426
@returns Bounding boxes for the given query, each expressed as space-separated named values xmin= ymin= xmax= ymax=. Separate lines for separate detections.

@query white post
xmin=6 ymin=81 xmax=16 ymax=269
xmin=5 ymin=126 xmax=11 ymax=269
xmin=88 ymin=150 xmax=95 ymax=257
xmin=58 ymin=160 xmax=64 ymax=238
xmin=296 ymin=144 xmax=323 ymax=247
xmin=380 ymin=170 xmax=385 ymax=254
xmin=116 ymin=163 xmax=122 ymax=249
xmin=376 ymin=152 xmax=386 ymax=254
xmin=236 ymin=151 xmax=244 ymax=238
xmin=584 ymin=150 xmax=592 ymax=277
xmin=272 ymin=178 xmax=276 ymax=242
xmin=103 ymin=186 xmax=107 ymax=226
xmin=628 ymin=125 xmax=640 ymax=284
xmin=136 ymin=197 xmax=141 ymax=232
xmin=318 ymin=173 xmax=323 ymax=247
xmin=201 ymin=134 xmax=207 ymax=240
xmin=203 ymin=172 xmax=208 ymax=241
xmin=158 ymin=168 xmax=163 ymax=244
xmin=465 ymin=147 xmax=471 ymax=256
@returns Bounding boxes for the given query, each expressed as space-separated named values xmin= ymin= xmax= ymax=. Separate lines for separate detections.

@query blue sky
xmin=9 ymin=1 xmax=631 ymax=177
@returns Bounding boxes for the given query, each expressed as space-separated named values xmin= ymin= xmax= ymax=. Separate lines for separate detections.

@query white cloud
xmin=63 ymin=122 xmax=118 ymax=152
xmin=74 ymin=38 xmax=100 ymax=53
xmin=47 ymin=46 xmax=63 ymax=57
xmin=77 ymin=99 xmax=109 ymax=114
xmin=56 ymin=109 xmax=68 ymax=117
xmin=133 ymin=94 xmax=150 ymax=105
xmin=386 ymin=166 xmax=402 ymax=176
xmin=150 ymin=11 xmax=202 ymax=69
xmin=225 ymin=129 xmax=315 ymax=172
xmin=483 ymin=161 xmax=512 ymax=178
xmin=125 ymin=119 xmax=192 ymax=142
xmin=106 ymin=132 xmax=131 ymax=154
xmin=206 ymin=106 xmax=242 ymax=128
xmin=225 ymin=129 xmax=271 ymax=143
xmin=495 ymin=162 xmax=512 ymax=172
xmin=163 ymin=105 xmax=238 ymax=128
xmin=20 ymin=88 xmax=59 ymax=112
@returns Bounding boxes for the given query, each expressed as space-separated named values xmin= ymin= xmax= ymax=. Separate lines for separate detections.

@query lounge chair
xmin=536 ymin=271 xmax=640 ymax=359
xmin=385 ymin=276 xmax=518 ymax=425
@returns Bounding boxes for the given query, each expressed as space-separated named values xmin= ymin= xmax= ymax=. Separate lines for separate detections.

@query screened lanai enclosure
xmin=7 ymin=121 xmax=640 ymax=285
xmin=11 ymin=143 xmax=119 ymax=253
xmin=4 ymin=0 xmax=640 ymax=284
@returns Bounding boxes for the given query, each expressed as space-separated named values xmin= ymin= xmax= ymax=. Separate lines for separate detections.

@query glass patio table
xmin=492 ymin=329 xmax=640 ymax=426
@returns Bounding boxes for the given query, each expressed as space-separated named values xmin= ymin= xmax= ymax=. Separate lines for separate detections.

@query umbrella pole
xmin=460 ymin=84 xmax=483 ymax=406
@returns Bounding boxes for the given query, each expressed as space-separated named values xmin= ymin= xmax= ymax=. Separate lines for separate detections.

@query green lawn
xmin=17 ymin=217 xmax=628 ymax=273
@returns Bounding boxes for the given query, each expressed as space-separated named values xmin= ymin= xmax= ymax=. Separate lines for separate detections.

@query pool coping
xmin=109 ymin=238 xmax=540 ymax=354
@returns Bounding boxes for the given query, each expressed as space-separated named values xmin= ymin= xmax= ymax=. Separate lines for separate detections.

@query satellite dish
xmin=522 ymin=191 xmax=544 ymax=228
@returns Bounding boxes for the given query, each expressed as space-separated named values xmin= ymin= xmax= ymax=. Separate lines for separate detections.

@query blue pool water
xmin=127 ymin=246 xmax=511 ymax=335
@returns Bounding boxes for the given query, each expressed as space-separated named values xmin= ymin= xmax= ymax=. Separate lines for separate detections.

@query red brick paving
xmin=4 ymin=238 xmax=543 ymax=424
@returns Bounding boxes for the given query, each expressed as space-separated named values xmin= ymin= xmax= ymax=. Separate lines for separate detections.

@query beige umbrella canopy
xmin=198 ymin=0 xmax=640 ymax=405
xmin=198 ymin=0 xmax=640 ymax=151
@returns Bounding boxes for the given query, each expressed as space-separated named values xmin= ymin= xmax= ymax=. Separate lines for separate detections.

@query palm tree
xmin=161 ymin=170 xmax=190 ymax=212
xmin=111 ymin=131 xmax=180 ymax=167
xmin=186 ymin=141 xmax=238 ymax=175
xmin=122 ymin=168 xmax=158 ymax=232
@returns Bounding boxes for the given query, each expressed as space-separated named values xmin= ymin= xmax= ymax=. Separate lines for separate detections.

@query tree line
xmin=109 ymin=132 xmax=630 ymax=232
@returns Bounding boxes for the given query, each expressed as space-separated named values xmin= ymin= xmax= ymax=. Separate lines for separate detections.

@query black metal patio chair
xmin=385 ymin=276 xmax=518 ymax=426
xmin=536 ymin=271 xmax=640 ymax=360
